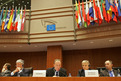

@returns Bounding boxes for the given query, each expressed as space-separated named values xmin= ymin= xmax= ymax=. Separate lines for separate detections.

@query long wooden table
xmin=0 ymin=77 xmax=121 ymax=81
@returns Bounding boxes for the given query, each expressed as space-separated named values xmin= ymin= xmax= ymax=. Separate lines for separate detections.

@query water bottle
xmin=117 ymin=69 xmax=121 ymax=77
xmin=68 ymin=73 xmax=71 ymax=77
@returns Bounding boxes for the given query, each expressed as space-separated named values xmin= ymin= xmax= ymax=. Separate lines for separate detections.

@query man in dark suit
xmin=100 ymin=60 xmax=120 ymax=77
xmin=11 ymin=59 xmax=31 ymax=77
xmin=46 ymin=59 xmax=67 ymax=77
xmin=0 ymin=63 xmax=11 ymax=76
xmin=77 ymin=60 xmax=91 ymax=77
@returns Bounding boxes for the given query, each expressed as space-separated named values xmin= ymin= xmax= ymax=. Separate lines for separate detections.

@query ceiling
xmin=0 ymin=36 xmax=121 ymax=52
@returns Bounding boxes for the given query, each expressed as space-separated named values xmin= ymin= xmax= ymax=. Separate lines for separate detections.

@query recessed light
xmin=90 ymin=41 xmax=94 ymax=44
xmin=35 ymin=45 xmax=38 ymax=47
xmin=19 ymin=46 xmax=22 ymax=47
xmin=3 ymin=46 xmax=7 ymax=48
xmin=73 ymin=43 xmax=76 ymax=45
xmin=109 ymin=40 xmax=113 ymax=42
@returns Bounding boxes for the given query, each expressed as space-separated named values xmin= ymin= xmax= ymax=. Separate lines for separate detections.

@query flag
xmin=17 ymin=7 xmax=23 ymax=32
xmin=97 ymin=0 xmax=103 ymax=25
xmin=4 ymin=8 xmax=10 ymax=31
xmin=89 ymin=0 xmax=95 ymax=25
xmin=82 ymin=0 xmax=87 ymax=27
xmin=75 ymin=0 xmax=79 ymax=28
xmin=118 ymin=0 xmax=121 ymax=21
xmin=14 ymin=7 xmax=20 ymax=31
xmin=101 ymin=0 xmax=108 ymax=22
xmin=0 ymin=8 xmax=4 ymax=26
xmin=109 ymin=0 xmax=117 ymax=22
xmin=21 ymin=7 xmax=26 ymax=31
xmin=9 ymin=8 xmax=16 ymax=31
xmin=86 ymin=0 xmax=90 ymax=26
xmin=1 ymin=8 xmax=7 ymax=32
xmin=119 ymin=0 xmax=121 ymax=9
xmin=7 ymin=8 xmax=13 ymax=30
xmin=78 ymin=0 xmax=82 ymax=28
xmin=105 ymin=0 xmax=111 ymax=22
xmin=93 ymin=0 xmax=98 ymax=23
xmin=114 ymin=0 xmax=118 ymax=17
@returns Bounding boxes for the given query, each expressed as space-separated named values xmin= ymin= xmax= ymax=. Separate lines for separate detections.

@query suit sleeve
xmin=77 ymin=70 xmax=81 ymax=77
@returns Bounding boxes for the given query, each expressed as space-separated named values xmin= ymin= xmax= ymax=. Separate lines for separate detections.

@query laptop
xmin=33 ymin=70 xmax=46 ymax=77
xmin=85 ymin=70 xmax=99 ymax=77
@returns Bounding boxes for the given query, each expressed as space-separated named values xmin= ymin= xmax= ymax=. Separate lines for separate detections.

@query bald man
xmin=100 ymin=60 xmax=120 ymax=77
xmin=46 ymin=59 xmax=67 ymax=77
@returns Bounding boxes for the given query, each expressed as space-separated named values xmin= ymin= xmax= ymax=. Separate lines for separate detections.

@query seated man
xmin=77 ymin=60 xmax=91 ymax=77
xmin=46 ymin=59 xmax=67 ymax=77
xmin=11 ymin=59 xmax=31 ymax=77
xmin=0 ymin=63 xmax=11 ymax=76
xmin=100 ymin=60 xmax=119 ymax=77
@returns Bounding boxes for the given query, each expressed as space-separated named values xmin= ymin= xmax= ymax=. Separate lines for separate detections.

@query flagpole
xmin=72 ymin=0 xmax=77 ymax=42
xmin=28 ymin=4 xmax=31 ymax=45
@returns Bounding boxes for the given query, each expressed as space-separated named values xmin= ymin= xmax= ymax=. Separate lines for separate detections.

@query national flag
xmin=97 ymin=0 xmax=103 ymax=25
xmin=89 ymin=0 xmax=95 ymax=25
xmin=118 ymin=0 xmax=121 ymax=21
xmin=86 ymin=0 xmax=90 ymax=26
xmin=14 ymin=7 xmax=20 ymax=31
xmin=1 ymin=8 xmax=7 ymax=32
xmin=17 ymin=7 xmax=23 ymax=32
xmin=78 ymin=0 xmax=82 ymax=28
xmin=101 ymin=0 xmax=108 ymax=22
xmin=21 ymin=7 xmax=26 ymax=31
xmin=105 ymin=0 xmax=111 ymax=22
xmin=109 ymin=0 xmax=117 ymax=22
xmin=4 ymin=8 xmax=10 ymax=31
xmin=114 ymin=0 xmax=118 ymax=17
xmin=7 ymin=8 xmax=13 ymax=30
xmin=93 ymin=0 xmax=98 ymax=23
xmin=0 ymin=8 xmax=4 ymax=26
xmin=9 ymin=8 xmax=16 ymax=31
xmin=119 ymin=0 xmax=121 ymax=9
xmin=82 ymin=0 xmax=87 ymax=27
xmin=75 ymin=0 xmax=79 ymax=28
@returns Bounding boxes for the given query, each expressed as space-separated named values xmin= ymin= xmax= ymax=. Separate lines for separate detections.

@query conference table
xmin=0 ymin=77 xmax=121 ymax=81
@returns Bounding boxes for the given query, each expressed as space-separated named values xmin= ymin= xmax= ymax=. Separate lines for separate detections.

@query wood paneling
xmin=0 ymin=47 xmax=121 ymax=76
xmin=47 ymin=46 xmax=62 ymax=69
xmin=63 ymin=47 xmax=121 ymax=76
xmin=0 ymin=52 xmax=47 ymax=71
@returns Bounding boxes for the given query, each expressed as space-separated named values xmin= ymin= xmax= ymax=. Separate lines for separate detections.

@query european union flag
xmin=47 ymin=24 xmax=56 ymax=31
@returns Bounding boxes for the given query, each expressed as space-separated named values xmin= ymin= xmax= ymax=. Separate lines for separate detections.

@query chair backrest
xmin=97 ymin=67 xmax=121 ymax=73
xmin=24 ymin=67 xmax=33 ymax=76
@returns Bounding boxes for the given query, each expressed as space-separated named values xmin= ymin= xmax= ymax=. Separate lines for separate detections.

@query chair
xmin=24 ymin=67 xmax=33 ymax=76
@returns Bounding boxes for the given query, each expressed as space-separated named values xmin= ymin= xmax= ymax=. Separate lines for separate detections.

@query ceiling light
xmin=35 ymin=45 xmax=38 ymax=47
xmin=73 ymin=43 xmax=76 ymax=45
xmin=90 ymin=41 xmax=94 ymax=44
xmin=19 ymin=46 xmax=22 ymax=47
xmin=3 ymin=46 xmax=7 ymax=48
xmin=109 ymin=40 xmax=113 ymax=42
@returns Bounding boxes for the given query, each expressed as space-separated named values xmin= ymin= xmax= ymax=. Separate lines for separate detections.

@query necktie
xmin=56 ymin=71 xmax=59 ymax=76
xmin=109 ymin=71 xmax=113 ymax=77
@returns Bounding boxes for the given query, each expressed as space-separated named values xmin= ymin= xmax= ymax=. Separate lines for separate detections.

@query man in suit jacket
xmin=46 ymin=59 xmax=67 ymax=77
xmin=77 ymin=60 xmax=91 ymax=77
xmin=100 ymin=60 xmax=120 ymax=77
xmin=11 ymin=59 xmax=31 ymax=77
xmin=0 ymin=63 xmax=11 ymax=76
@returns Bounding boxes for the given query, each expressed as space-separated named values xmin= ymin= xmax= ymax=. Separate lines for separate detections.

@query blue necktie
xmin=56 ymin=71 xmax=59 ymax=76
xmin=109 ymin=71 xmax=113 ymax=77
